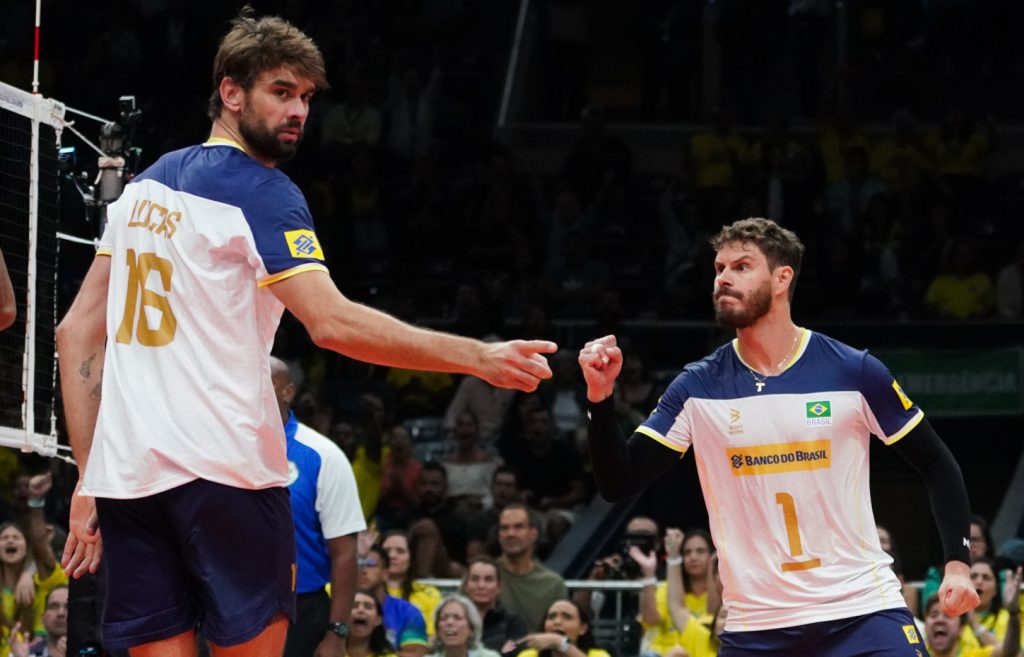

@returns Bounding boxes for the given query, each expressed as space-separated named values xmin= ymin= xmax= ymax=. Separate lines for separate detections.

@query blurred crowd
xmin=1 ymin=1 xmax=1022 ymax=335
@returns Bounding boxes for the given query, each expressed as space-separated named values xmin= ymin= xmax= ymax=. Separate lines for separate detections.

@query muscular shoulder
xmin=134 ymin=145 xmax=300 ymax=208
xmin=804 ymin=332 xmax=881 ymax=392
xmin=662 ymin=343 xmax=735 ymax=401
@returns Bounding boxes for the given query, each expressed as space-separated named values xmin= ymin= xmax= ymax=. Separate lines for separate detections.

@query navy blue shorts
xmin=95 ymin=479 xmax=296 ymax=650
xmin=719 ymin=608 xmax=928 ymax=657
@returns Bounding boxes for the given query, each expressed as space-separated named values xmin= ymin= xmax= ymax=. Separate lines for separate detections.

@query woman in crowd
xmin=378 ymin=425 xmax=423 ymax=531
xmin=441 ymin=411 xmax=502 ymax=517
xmin=383 ymin=530 xmax=443 ymax=638
xmin=661 ymin=528 xmax=719 ymax=657
xmin=966 ymin=556 xmax=1017 ymax=648
xmin=635 ymin=527 xmax=718 ymax=656
xmin=515 ymin=599 xmax=610 ymax=657
xmin=347 ymin=589 xmax=398 ymax=657
xmin=970 ymin=515 xmax=995 ymax=559
xmin=674 ymin=529 xmax=714 ymax=619
xmin=428 ymin=595 xmax=500 ymax=657
xmin=461 ymin=557 xmax=527 ymax=656
xmin=0 ymin=474 xmax=66 ymax=653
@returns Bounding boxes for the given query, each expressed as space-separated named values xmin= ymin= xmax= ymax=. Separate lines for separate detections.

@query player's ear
xmin=774 ymin=265 xmax=794 ymax=295
xmin=220 ymin=76 xmax=245 ymax=113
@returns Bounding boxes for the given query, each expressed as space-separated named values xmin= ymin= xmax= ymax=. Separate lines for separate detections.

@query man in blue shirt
xmin=273 ymin=357 xmax=366 ymax=657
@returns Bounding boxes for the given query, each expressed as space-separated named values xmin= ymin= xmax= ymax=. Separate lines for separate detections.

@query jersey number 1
xmin=115 ymin=249 xmax=177 ymax=346
xmin=775 ymin=492 xmax=821 ymax=572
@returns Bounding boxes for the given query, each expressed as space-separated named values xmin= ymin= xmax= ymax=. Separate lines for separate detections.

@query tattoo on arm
xmin=79 ymin=353 xmax=97 ymax=379
xmin=90 ymin=382 xmax=102 ymax=401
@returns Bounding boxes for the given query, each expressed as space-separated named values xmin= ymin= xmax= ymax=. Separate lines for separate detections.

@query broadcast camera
xmin=59 ymin=95 xmax=143 ymax=237
xmin=615 ymin=530 xmax=658 ymax=580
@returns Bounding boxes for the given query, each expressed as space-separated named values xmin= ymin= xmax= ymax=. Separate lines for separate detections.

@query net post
xmin=23 ymin=101 xmax=40 ymax=451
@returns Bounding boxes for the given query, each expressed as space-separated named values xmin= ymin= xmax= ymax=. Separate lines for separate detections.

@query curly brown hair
xmin=207 ymin=6 xmax=328 ymax=121
xmin=709 ymin=217 xmax=805 ymax=301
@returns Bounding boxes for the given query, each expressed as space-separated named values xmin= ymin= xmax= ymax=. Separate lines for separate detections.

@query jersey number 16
xmin=115 ymin=249 xmax=177 ymax=347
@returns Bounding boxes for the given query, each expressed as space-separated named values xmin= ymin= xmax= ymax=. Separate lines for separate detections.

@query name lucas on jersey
xmin=127 ymin=198 xmax=182 ymax=238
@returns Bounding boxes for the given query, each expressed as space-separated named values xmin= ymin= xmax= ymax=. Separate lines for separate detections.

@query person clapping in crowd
xmin=637 ymin=527 xmax=717 ymax=657
xmin=966 ymin=557 xmax=1020 ymax=648
xmin=514 ymin=600 xmax=610 ymax=657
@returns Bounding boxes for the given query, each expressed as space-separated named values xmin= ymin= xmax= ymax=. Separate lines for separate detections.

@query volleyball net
xmin=0 ymin=80 xmax=66 ymax=457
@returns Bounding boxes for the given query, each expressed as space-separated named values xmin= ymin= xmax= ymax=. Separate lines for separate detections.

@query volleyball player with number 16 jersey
xmin=56 ymin=10 xmax=556 ymax=657
xmin=579 ymin=218 xmax=980 ymax=656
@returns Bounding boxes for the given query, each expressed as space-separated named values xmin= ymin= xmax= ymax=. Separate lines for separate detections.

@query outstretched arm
xmin=890 ymin=418 xmax=978 ymax=617
xmin=271 ymin=270 xmax=556 ymax=392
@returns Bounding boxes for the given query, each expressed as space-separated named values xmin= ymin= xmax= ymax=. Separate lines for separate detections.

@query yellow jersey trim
xmin=884 ymin=409 xmax=925 ymax=446
xmin=636 ymin=425 xmax=687 ymax=454
xmin=259 ymin=263 xmax=328 ymax=288
xmin=203 ymin=137 xmax=246 ymax=151
xmin=96 ymin=248 xmax=112 ymax=257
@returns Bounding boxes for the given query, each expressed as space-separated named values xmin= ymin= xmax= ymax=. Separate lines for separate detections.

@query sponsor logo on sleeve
xmin=805 ymin=400 xmax=832 ymax=427
xmin=727 ymin=440 xmax=831 ymax=476
xmin=284 ymin=229 xmax=324 ymax=260
xmin=902 ymin=624 xmax=920 ymax=644
xmin=892 ymin=380 xmax=913 ymax=410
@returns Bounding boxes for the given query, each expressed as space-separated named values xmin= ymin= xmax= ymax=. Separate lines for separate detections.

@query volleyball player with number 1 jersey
xmin=579 ymin=218 xmax=980 ymax=656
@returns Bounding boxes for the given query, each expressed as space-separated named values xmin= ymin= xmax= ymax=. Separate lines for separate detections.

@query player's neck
xmin=208 ymin=117 xmax=276 ymax=168
xmin=736 ymin=313 xmax=800 ymax=375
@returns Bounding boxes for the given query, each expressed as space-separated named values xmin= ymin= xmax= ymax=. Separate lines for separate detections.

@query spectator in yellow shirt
xmin=924 ymin=568 xmax=1020 ymax=657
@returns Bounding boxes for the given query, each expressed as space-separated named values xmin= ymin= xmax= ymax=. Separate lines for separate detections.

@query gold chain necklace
xmin=747 ymin=329 xmax=801 ymax=392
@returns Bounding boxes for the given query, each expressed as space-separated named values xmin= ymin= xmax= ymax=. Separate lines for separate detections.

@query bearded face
xmin=713 ymin=277 xmax=773 ymax=328
xmin=238 ymin=96 xmax=303 ymax=164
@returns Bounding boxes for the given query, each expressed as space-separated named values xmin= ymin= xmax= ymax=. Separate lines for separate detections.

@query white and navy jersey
xmin=640 ymin=328 xmax=923 ymax=632
xmin=285 ymin=414 xmax=366 ymax=594
xmin=84 ymin=140 xmax=328 ymax=498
